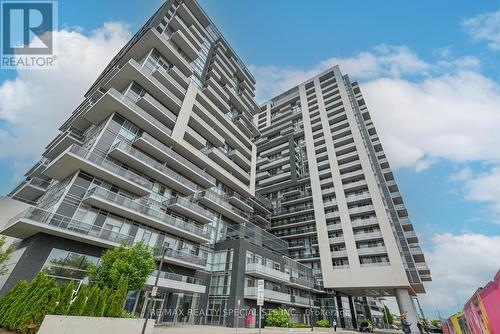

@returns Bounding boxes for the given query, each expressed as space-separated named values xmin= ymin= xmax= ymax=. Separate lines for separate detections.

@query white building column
xmin=395 ymin=288 xmax=419 ymax=333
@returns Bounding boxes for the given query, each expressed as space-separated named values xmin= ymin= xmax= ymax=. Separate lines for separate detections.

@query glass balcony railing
xmin=153 ymin=247 xmax=207 ymax=266
xmin=66 ymin=144 xmax=154 ymax=190
xmin=197 ymin=190 xmax=249 ymax=220
xmin=111 ymin=141 xmax=198 ymax=192
xmin=272 ymin=203 xmax=314 ymax=217
xmin=151 ymin=270 xmax=203 ymax=285
xmin=85 ymin=187 xmax=212 ymax=240
xmin=28 ymin=177 xmax=51 ymax=189
xmin=166 ymin=196 xmax=216 ymax=222
xmin=136 ymin=132 xmax=215 ymax=185
xmin=10 ymin=207 xmax=134 ymax=245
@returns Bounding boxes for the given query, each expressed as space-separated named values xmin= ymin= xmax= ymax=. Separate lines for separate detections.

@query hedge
xmin=0 ymin=273 xmax=130 ymax=334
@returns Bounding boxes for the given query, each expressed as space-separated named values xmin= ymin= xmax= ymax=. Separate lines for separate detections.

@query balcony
xmin=146 ymin=271 xmax=205 ymax=294
xmin=404 ymin=230 xmax=419 ymax=242
xmin=328 ymin=235 xmax=345 ymax=244
xmin=133 ymin=132 xmax=215 ymax=188
xmin=227 ymin=193 xmax=253 ymax=212
xmin=185 ymin=127 xmax=207 ymax=149
xmin=166 ymin=196 xmax=215 ymax=225
xmin=228 ymin=149 xmax=251 ymax=172
xmin=197 ymin=190 xmax=249 ymax=224
xmin=272 ymin=203 xmax=314 ymax=219
xmin=244 ymin=287 xmax=291 ymax=304
xmin=351 ymin=218 xmax=379 ymax=228
xmin=142 ymin=29 xmax=193 ymax=77
xmin=83 ymin=187 xmax=211 ymax=243
xmin=259 ymin=156 xmax=288 ymax=171
xmin=169 ymin=15 xmax=202 ymax=53
xmin=291 ymin=295 xmax=312 ymax=307
xmin=201 ymin=147 xmax=249 ymax=183
xmin=82 ymin=88 xmax=175 ymax=147
xmin=245 ymin=262 xmax=290 ymax=283
xmin=135 ymin=91 xmax=177 ymax=128
xmin=287 ymin=276 xmax=314 ymax=290
xmin=348 ymin=205 xmax=375 ymax=215
xmin=345 ymin=192 xmax=372 ymax=204
xmin=357 ymin=246 xmax=387 ymax=256
xmin=43 ymin=127 xmax=84 ymax=160
xmin=331 ymin=250 xmax=348 ymax=258
xmin=2 ymin=207 xmax=134 ymax=248
xmin=353 ymin=231 xmax=383 ymax=241
xmin=109 ymin=141 xmax=197 ymax=195
xmin=343 ymin=179 xmax=368 ymax=192
xmin=154 ymin=248 xmax=207 ymax=270
xmin=43 ymin=144 xmax=153 ymax=196
xmin=25 ymin=158 xmax=50 ymax=179
xmin=203 ymin=79 xmax=231 ymax=114
xmin=189 ymin=112 xmax=225 ymax=147
xmin=110 ymin=58 xmax=184 ymax=114
xmin=9 ymin=177 xmax=50 ymax=202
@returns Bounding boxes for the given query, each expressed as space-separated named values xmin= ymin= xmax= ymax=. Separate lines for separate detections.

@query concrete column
xmin=395 ymin=288 xmax=419 ymax=333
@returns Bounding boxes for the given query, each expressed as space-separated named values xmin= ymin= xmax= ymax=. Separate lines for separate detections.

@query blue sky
xmin=1 ymin=0 xmax=500 ymax=319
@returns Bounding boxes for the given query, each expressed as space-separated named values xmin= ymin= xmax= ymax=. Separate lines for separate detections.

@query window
xmin=42 ymin=248 xmax=99 ymax=285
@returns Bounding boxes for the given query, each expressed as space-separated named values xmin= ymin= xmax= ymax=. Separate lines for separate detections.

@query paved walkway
xmin=153 ymin=325 xmax=404 ymax=334
xmin=153 ymin=325 xmax=362 ymax=334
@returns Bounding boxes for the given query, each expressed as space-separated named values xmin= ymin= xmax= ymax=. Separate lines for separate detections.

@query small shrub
xmin=19 ymin=287 xmax=60 ymax=334
xmin=93 ymin=287 xmax=109 ymax=317
xmin=288 ymin=322 xmax=310 ymax=328
xmin=106 ymin=275 xmax=128 ymax=317
xmin=360 ymin=319 xmax=372 ymax=326
xmin=82 ymin=286 xmax=99 ymax=316
xmin=55 ymin=281 xmax=75 ymax=315
xmin=265 ymin=308 xmax=289 ymax=327
xmin=316 ymin=319 xmax=330 ymax=327
xmin=68 ymin=285 xmax=88 ymax=316
xmin=0 ymin=280 xmax=29 ymax=327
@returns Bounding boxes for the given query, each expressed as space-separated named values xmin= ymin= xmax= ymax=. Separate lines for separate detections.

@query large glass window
xmin=42 ymin=248 xmax=100 ymax=285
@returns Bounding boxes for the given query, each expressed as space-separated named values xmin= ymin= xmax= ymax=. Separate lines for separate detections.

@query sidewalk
xmin=153 ymin=325 xmax=359 ymax=334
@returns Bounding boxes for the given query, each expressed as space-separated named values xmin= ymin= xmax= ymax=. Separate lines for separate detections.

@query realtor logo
xmin=1 ymin=0 xmax=58 ymax=69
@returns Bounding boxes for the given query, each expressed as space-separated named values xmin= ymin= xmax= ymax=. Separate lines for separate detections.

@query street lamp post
xmin=141 ymin=246 xmax=168 ymax=334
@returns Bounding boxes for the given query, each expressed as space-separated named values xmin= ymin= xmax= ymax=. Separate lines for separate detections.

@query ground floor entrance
xmin=126 ymin=289 xmax=202 ymax=325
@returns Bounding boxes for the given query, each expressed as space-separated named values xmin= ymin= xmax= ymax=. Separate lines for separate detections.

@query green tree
xmin=19 ymin=287 xmax=60 ymax=334
xmin=265 ymin=308 xmax=289 ymax=327
xmin=82 ymin=286 xmax=99 ymax=316
xmin=106 ymin=275 xmax=129 ymax=317
xmin=55 ymin=281 xmax=75 ymax=315
xmin=93 ymin=287 xmax=109 ymax=317
xmin=0 ymin=280 xmax=29 ymax=327
xmin=9 ymin=273 xmax=55 ymax=331
xmin=88 ymin=242 xmax=155 ymax=291
xmin=432 ymin=320 xmax=442 ymax=327
xmin=383 ymin=305 xmax=394 ymax=325
xmin=68 ymin=285 xmax=88 ymax=316
xmin=0 ymin=237 xmax=14 ymax=276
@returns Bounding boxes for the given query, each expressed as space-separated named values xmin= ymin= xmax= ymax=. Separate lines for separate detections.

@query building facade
xmin=255 ymin=67 xmax=431 ymax=331
xmin=0 ymin=0 xmax=430 ymax=330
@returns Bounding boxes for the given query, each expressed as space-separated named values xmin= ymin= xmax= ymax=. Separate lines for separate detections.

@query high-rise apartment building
xmin=255 ymin=67 xmax=430 ymax=330
xmin=0 ymin=0 xmax=430 ymax=330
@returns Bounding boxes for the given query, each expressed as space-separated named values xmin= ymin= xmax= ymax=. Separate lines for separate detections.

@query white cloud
xmin=362 ymin=71 xmax=500 ymax=170
xmin=451 ymin=167 xmax=500 ymax=221
xmin=251 ymin=46 xmax=500 ymax=173
xmin=463 ymin=10 xmax=500 ymax=50
xmin=250 ymin=45 xmax=479 ymax=102
xmin=419 ymin=233 xmax=500 ymax=318
xmin=0 ymin=22 xmax=131 ymax=169
xmin=251 ymin=44 xmax=500 ymax=219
